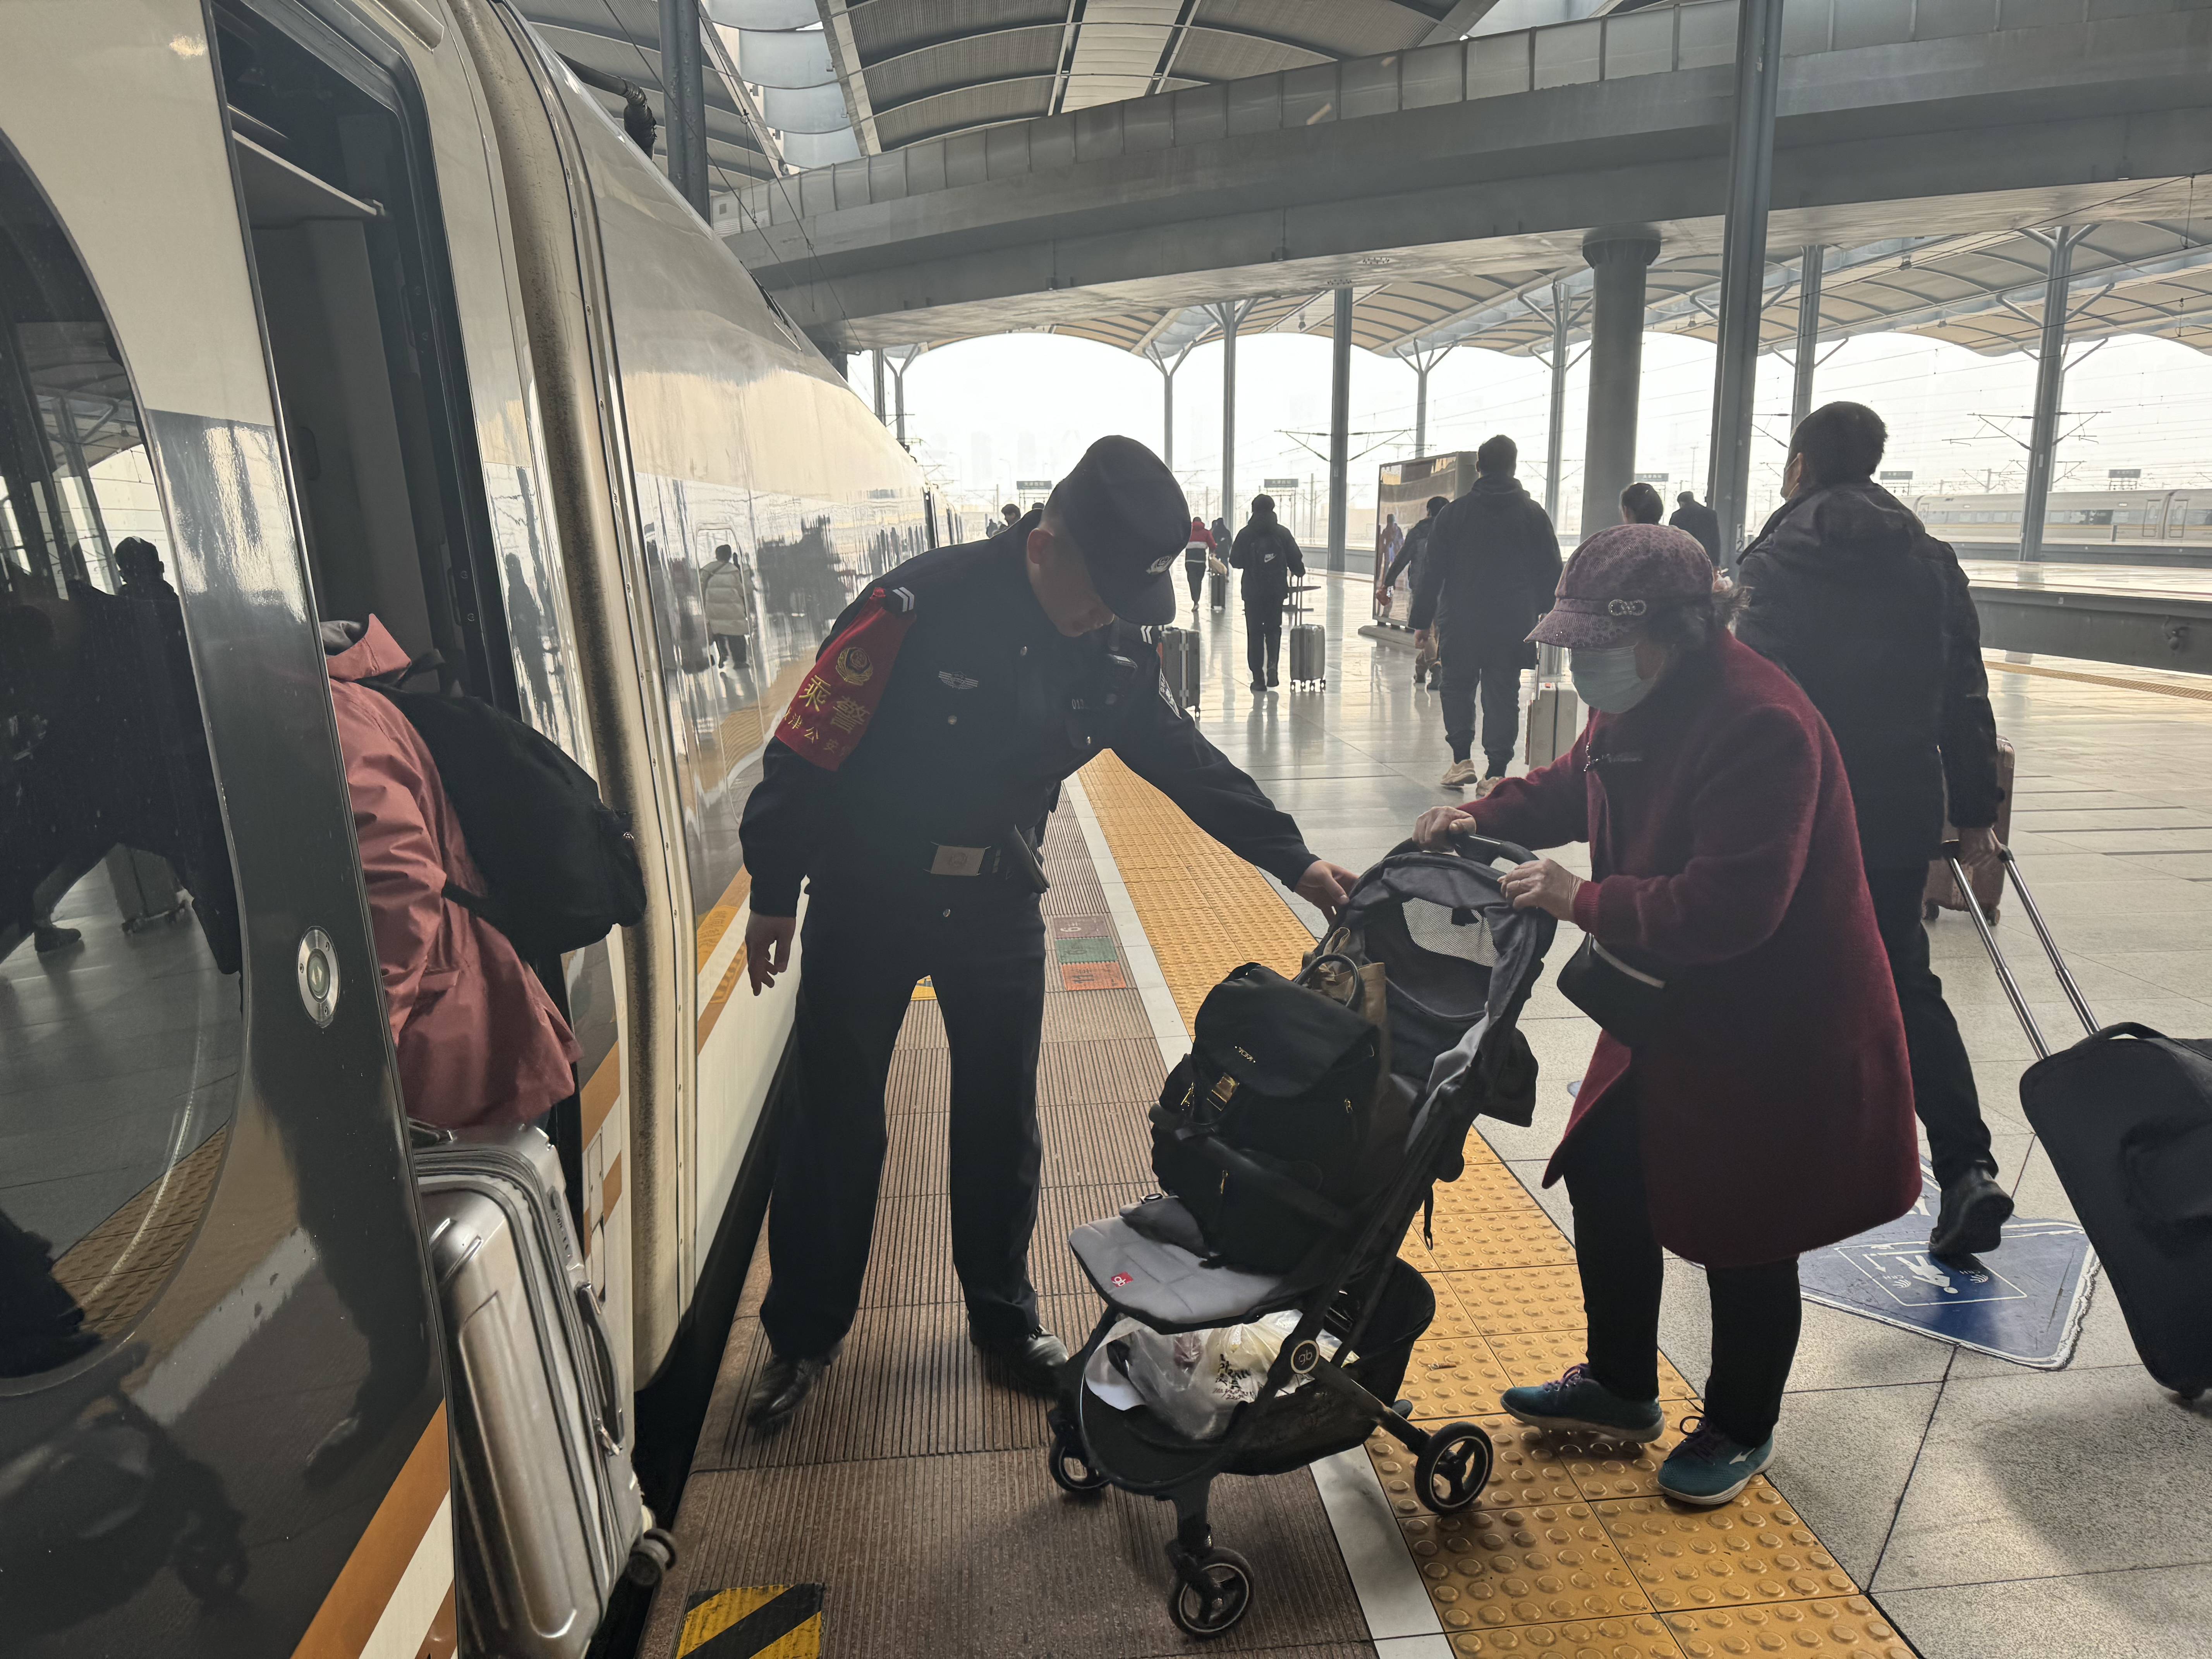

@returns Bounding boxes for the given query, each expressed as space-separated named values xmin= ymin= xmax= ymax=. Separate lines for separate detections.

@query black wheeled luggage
xmin=1208 ymin=565 xmax=1226 ymax=611
xmin=1286 ymin=583 xmax=1325 ymax=689
xmin=1944 ymin=845 xmax=2212 ymax=1398
xmin=414 ymin=1125 xmax=676 ymax=1656
xmin=1158 ymin=624 xmax=1200 ymax=709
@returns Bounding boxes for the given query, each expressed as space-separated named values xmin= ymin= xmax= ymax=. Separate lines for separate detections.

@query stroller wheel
xmin=1168 ymin=1547 xmax=1253 ymax=1638
xmin=1047 ymin=1425 xmax=1109 ymax=1495
xmin=1415 ymin=1422 xmax=1493 ymax=1514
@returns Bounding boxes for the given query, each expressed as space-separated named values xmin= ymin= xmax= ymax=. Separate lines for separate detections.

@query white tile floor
xmin=1184 ymin=574 xmax=2212 ymax=1659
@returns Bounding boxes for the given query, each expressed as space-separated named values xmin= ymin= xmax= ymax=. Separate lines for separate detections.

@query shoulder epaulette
xmin=776 ymin=584 xmax=916 ymax=770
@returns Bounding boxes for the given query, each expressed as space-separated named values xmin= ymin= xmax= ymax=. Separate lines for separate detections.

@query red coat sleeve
xmin=1465 ymin=728 xmax=1592 ymax=852
xmin=330 ymin=684 xmax=445 ymax=1041
xmin=1570 ymin=702 xmax=1820 ymax=965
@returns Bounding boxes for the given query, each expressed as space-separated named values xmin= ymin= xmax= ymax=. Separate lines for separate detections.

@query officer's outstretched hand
xmin=745 ymin=912 xmax=797 ymax=995
xmin=1295 ymin=859 xmax=1359 ymax=925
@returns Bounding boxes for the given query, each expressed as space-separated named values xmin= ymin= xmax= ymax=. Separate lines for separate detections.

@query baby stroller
xmin=1046 ymin=833 xmax=1556 ymax=1637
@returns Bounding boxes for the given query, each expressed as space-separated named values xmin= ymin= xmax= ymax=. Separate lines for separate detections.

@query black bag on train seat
xmin=369 ymin=658 xmax=646 ymax=959
xmin=1149 ymin=960 xmax=1403 ymax=1272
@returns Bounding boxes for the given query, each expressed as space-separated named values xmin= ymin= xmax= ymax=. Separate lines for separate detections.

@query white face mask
xmin=1570 ymin=643 xmax=1658 ymax=714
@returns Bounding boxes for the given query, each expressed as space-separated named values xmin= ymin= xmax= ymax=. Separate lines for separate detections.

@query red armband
xmin=776 ymin=590 xmax=915 ymax=770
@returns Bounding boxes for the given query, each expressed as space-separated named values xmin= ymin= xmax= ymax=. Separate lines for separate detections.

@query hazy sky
xmin=852 ymin=327 xmax=2212 ymax=539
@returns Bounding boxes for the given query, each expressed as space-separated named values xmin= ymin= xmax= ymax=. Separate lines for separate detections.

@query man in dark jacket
xmin=1383 ymin=495 xmax=1449 ymax=687
xmin=1671 ymin=491 xmax=1723 ymax=565
xmin=1736 ymin=401 xmax=2011 ymax=1259
xmin=1230 ymin=493 xmax=1304 ymax=690
xmin=1412 ymin=435 xmax=1562 ymax=791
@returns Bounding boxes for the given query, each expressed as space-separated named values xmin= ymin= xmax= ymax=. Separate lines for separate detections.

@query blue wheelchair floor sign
xmin=1800 ymin=1161 xmax=2099 ymax=1369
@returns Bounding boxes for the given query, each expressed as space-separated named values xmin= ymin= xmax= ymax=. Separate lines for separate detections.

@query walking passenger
xmin=1230 ymin=492 xmax=1304 ymax=692
xmin=1412 ymin=435 xmax=1562 ymax=793
xmin=1183 ymin=514 xmax=1214 ymax=616
xmin=737 ymin=438 xmax=1357 ymax=1429
xmin=1620 ymin=482 xmax=1664 ymax=525
xmin=1670 ymin=490 xmax=1723 ymax=565
xmin=1382 ymin=495 xmax=1449 ymax=687
xmin=703 ymin=543 xmax=752 ymax=670
xmin=1414 ymin=524 xmax=1917 ymax=1505
xmin=1736 ymin=401 xmax=2011 ymax=1257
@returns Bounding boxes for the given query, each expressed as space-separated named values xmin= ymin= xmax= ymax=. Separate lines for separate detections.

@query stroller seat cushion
xmin=1069 ymin=1211 xmax=1293 ymax=1332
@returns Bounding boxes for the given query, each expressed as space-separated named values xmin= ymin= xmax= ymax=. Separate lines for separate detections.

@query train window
xmin=0 ymin=139 xmax=242 ymax=1381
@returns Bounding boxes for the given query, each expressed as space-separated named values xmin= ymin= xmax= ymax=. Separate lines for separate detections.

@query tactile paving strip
xmin=1400 ymin=1501 xmax=1654 ymax=1631
xmin=1426 ymin=1211 xmax=1580 ymax=1271
xmin=1597 ymin=1490 xmax=1859 ymax=1614
xmin=1665 ymin=1597 xmax=1914 ymax=1658
xmin=1441 ymin=1266 xmax=1587 ymax=1336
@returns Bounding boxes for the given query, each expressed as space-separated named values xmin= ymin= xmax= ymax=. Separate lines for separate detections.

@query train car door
xmin=0 ymin=5 xmax=452 ymax=1656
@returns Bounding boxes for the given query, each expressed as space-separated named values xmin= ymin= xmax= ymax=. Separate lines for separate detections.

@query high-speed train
xmin=1906 ymin=487 xmax=2212 ymax=556
xmin=0 ymin=1 xmax=922 ymax=1653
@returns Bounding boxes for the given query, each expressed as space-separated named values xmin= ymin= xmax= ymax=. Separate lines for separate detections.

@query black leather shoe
xmin=1266 ymin=670 xmax=1279 ymax=688
xmin=747 ymin=1349 xmax=833 ymax=1430
xmin=1250 ymin=677 xmax=1266 ymax=692
xmin=1930 ymin=1167 xmax=2013 ymax=1259
xmin=974 ymin=1328 xmax=1069 ymax=1395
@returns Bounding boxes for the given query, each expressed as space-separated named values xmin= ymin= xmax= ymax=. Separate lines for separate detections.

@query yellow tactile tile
xmin=1444 ymin=1266 xmax=1587 ymax=1335
xmin=1484 ymin=1334 xmax=1697 ymax=1403
xmin=1427 ymin=1211 xmax=1580 ymax=1271
xmin=1431 ymin=1157 xmax=1539 ymax=1213
xmin=1665 ymin=1597 xmax=1913 ymax=1659
xmin=1597 ymin=1489 xmax=1859 ymax=1614
xmin=1544 ymin=1407 xmax=1698 ymax=1504
xmin=1450 ymin=1614 xmax=1681 ymax=1656
xmin=1401 ymin=1502 xmax=1655 ymax=1633
xmin=1398 ymin=1331 xmax=1516 ymax=1421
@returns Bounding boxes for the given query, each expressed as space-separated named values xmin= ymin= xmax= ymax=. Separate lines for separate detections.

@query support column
xmin=1328 ymin=285 xmax=1352 ymax=572
xmin=1579 ymin=232 xmax=1661 ymax=545
xmin=872 ymin=350 xmax=886 ymax=423
xmin=1790 ymin=244 xmax=1826 ymax=432
xmin=2021 ymin=227 xmax=2086 ymax=563
xmin=1544 ymin=286 xmax=1571 ymax=523
xmin=1160 ymin=361 xmax=1175 ymax=470
xmin=1705 ymin=0 xmax=1784 ymax=565
xmin=1221 ymin=311 xmax=1238 ymax=528
xmin=658 ymin=0 xmax=708 ymax=215
xmin=894 ymin=366 xmax=907 ymax=447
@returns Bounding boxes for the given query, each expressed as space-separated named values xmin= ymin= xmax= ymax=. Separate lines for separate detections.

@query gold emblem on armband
xmin=835 ymin=644 xmax=875 ymax=685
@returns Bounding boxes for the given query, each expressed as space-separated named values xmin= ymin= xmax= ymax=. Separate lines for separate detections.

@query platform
xmin=645 ymin=579 xmax=2212 ymax=1659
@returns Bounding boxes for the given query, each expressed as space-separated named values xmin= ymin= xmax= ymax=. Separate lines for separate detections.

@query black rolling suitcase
xmin=1946 ymin=843 xmax=2212 ymax=1398
xmin=1286 ymin=583 xmax=1325 ymax=689
xmin=1208 ymin=564 xmax=1226 ymax=611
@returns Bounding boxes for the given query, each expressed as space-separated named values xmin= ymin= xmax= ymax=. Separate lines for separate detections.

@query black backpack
xmin=1150 ymin=960 xmax=1407 ymax=1272
xmin=368 ymin=660 xmax=646 ymax=960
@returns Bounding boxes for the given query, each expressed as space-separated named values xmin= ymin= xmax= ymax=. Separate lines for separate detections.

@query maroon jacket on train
xmin=1466 ymin=632 xmax=1918 ymax=1267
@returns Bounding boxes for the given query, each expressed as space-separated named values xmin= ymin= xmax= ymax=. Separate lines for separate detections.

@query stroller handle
xmin=1447 ymin=825 xmax=1535 ymax=868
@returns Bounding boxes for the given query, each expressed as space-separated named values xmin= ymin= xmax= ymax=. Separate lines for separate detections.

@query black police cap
xmin=1049 ymin=435 xmax=1187 ymax=627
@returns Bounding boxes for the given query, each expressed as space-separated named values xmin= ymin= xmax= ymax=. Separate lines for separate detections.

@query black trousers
xmin=1865 ymin=866 xmax=1996 ymax=1186
xmin=1563 ymin=1098 xmax=1802 ymax=1446
xmin=760 ymin=872 xmax=1047 ymax=1360
xmin=1245 ymin=608 xmax=1282 ymax=680
xmin=1185 ymin=562 xmax=1205 ymax=606
xmin=1439 ymin=649 xmax=1522 ymax=769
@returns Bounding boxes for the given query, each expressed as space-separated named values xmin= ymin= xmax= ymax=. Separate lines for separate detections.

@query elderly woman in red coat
xmin=1415 ymin=524 xmax=1917 ymax=1506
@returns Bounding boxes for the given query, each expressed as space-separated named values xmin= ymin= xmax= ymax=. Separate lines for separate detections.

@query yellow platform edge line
xmin=1076 ymin=751 xmax=1910 ymax=1659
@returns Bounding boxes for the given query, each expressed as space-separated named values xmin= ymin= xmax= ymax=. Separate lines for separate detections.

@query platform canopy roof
xmin=1017 ymin=219 xmax=2212 ymax=369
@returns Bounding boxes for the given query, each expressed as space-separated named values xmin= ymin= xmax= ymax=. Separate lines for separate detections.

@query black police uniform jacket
xmin=740 ymin=513 xmax=1317 ymax=915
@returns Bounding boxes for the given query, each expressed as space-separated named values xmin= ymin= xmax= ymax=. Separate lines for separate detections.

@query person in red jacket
xmin=325 ymin=618 xmax=579 ymax=1129
xmin=1415 ymin=524 xmax=1917 ymax=1506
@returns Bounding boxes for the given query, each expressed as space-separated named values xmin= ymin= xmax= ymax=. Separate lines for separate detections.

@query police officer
xmin=738 ymin=436 xmax=1357 ymax=1429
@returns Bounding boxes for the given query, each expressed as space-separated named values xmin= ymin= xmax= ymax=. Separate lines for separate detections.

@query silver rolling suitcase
xmin=105 ymin=844 xmax=187 ymax=932
xmin=1286 ymin=583 xmax=1326 ymax=688
xmin=1523 ymin=682 xmax=1581 ymax=769
xmin=414 ymin=1125 xmax=675 ymax=1657
xmin=1158 ymin=625 xmax=1200 ymax=709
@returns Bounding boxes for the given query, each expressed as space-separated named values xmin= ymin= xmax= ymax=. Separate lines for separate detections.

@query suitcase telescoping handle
xmin=1944 ymin=841 xmax=2100 ymax=1061
xmin=575 ymin=1282 xmax=627 ymax=1449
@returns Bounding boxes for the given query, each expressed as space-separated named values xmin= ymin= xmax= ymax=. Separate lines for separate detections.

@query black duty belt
xmin=867 ymin=826 xmax=1049 ymax=892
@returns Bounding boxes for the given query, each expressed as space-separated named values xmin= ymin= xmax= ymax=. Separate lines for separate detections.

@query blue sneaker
xmin=1499 ymin=1364 xmax=1664 ymax=1443
xmin=1657 ymin=1417 xmax=1774 ymax=1506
